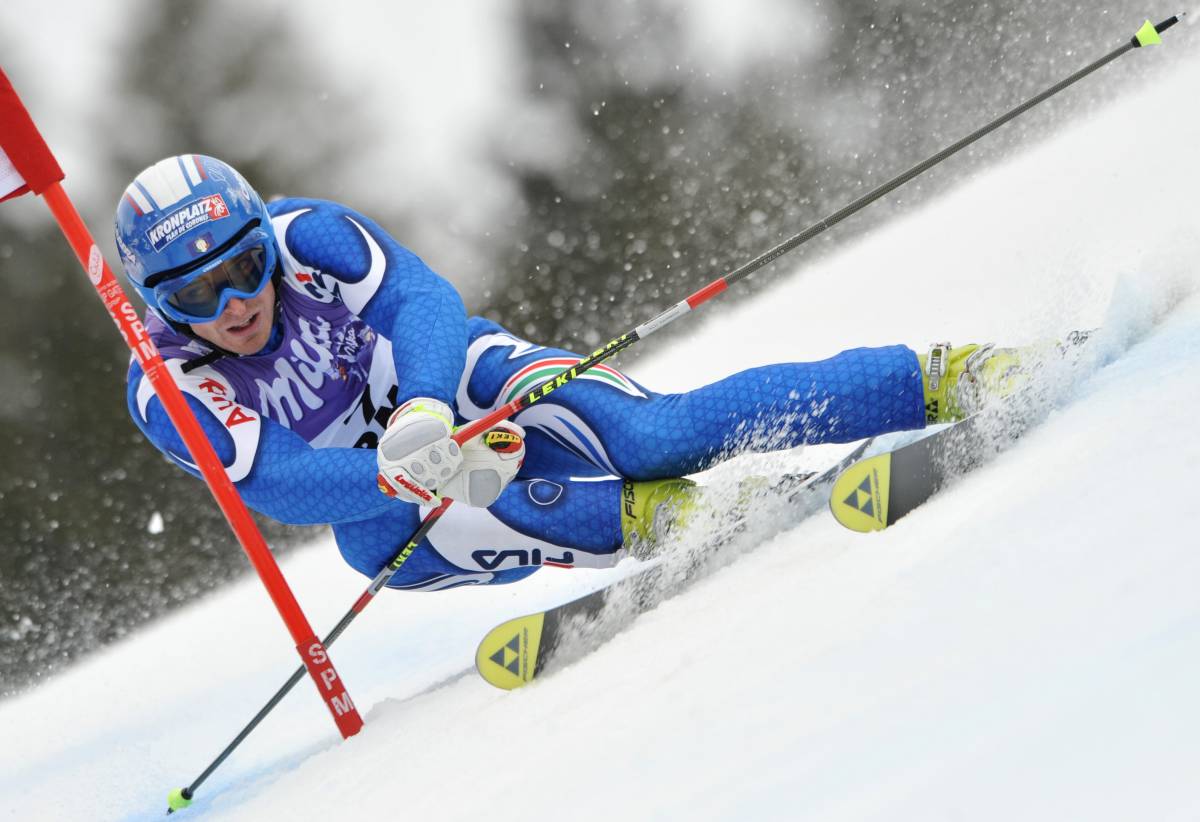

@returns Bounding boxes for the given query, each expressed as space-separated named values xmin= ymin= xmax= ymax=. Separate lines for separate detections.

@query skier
xmin=116 ymin=155 xmax=1018 ymax=590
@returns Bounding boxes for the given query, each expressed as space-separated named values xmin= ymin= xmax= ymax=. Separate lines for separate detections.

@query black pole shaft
xmin=170 ymin=16 xmax=1181 ymax=812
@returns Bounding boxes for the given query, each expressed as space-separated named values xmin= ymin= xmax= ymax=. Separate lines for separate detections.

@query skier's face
xmin=188 ymin=279 xmax=276 ymax=355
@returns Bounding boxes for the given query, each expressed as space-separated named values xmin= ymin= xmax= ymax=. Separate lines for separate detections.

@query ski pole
xmin=167 ymin=15 xmax=1182 ymax=812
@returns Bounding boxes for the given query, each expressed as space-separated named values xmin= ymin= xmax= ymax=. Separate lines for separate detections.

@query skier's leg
xmin=622 ymin=346 xmax=925 ymax=475
xmin=459 ymin=318 xmax=925 ymax=480
xmin=333 ymin=475 xmax=640 ymax=590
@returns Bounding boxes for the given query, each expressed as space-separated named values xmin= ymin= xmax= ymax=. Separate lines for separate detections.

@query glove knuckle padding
xmin=376 ymin=397 xmax=461 ymax=503
xmin=379 ymin=417 xmax=448 ymax=461
xmin=375 ymin=398 xmax=525 ymax=508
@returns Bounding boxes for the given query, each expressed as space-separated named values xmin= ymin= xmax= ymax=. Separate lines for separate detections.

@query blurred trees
xmin=102 ymin=1 xmax=368 ymax=203
xmin=486 ymin=1 xmax=821 ymax=350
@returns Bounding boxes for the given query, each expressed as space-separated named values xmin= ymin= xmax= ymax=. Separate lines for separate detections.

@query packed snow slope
xmin=3 ymin=31 xmax=1200 ymax=822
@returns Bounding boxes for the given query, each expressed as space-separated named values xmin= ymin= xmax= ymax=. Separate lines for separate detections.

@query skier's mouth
xmin=225 ymin=312 xmax=260 ymax=336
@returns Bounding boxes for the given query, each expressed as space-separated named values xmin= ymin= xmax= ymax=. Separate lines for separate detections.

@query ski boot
xmin=620 ymin=472 xmax=818 ymax=559
xmin=918 ymin=332 xmax=1092 ymax=424
xmin=918 ymin=343 xmax=1024 ymax=424
xmin=620 ymin=478 xmax=698 ymax=560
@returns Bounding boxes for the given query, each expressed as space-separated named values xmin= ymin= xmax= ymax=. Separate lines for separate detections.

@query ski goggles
xmin=153 ymin=228 xmax=277 ymax=324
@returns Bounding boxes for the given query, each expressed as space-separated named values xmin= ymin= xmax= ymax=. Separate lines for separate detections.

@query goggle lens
xmin=160 ymin=244 xmax=270 ymax=322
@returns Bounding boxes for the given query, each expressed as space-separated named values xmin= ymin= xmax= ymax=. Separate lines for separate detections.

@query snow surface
xmin=3 ymin=28 xmax=1200 ymax=822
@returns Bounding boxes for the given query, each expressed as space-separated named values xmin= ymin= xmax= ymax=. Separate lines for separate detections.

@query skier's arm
xmin=272 ymin=198 xmax=467 ymax=407
xmin=128 ymin=362 xmax=397 ymax=526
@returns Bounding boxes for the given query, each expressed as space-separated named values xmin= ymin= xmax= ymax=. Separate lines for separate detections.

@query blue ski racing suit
xmin=128 ymin=199 xmax=926 ymax=591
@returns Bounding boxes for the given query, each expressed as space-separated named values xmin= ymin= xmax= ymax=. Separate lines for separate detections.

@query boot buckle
xmin=925 ymin=342 xmax=951 ymax=392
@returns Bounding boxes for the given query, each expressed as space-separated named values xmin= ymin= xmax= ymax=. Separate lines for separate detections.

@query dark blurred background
xmin=0 ymin=0 xmax=1165 ymax=694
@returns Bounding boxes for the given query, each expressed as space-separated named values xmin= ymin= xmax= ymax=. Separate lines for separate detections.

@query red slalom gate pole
xmin=0 ymin=67 xmax=362 ymax=740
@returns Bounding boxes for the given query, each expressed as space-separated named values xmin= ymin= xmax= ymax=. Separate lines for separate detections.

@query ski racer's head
xmin=115 ymin=154 xmax=279 ymax=356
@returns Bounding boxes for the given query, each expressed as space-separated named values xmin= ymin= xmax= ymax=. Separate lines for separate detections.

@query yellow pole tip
xmin=1135 ymin=20 xmax=1163 ymax=46
xmin=167 ymin=788 xmax=193 ymax=812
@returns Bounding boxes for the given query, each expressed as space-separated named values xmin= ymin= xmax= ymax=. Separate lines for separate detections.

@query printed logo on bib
xmin=254 ymin=315 xmax=375 ymax=430
xmin=196 ymin=377 xmax=257 ymax=429
xmin=146 ymin=194 xmax=230 ymax=251
xmin=135 ymin=359 xmax=262 ymax=483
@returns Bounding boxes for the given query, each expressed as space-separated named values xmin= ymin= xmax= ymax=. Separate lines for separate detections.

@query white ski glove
xmin=376 ymin=398 xmax=462 ymax=505
xmin=376 ymin=398 xmax=526 ymax=507
xmin=439 ymin=420 xmax=526 ymax=507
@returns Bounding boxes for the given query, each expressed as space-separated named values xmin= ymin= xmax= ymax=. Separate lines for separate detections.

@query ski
xmin=475 ymin=565 xmax=660 ymax=690
xmin=475 ymin=437 xmax=875 ymax=690
xmin=827 ymin=416 xmax=996 ymax=532
xmin=830 ymin=331 xmax=1097 ymax=533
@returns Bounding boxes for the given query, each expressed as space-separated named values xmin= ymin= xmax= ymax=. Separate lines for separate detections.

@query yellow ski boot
xmin=918 ymin=331 xmax=1095 ymax=423
xmin=619 ymin=471 xmax=818 ymax=559
xmin=620 ymin=478 xmax=698 ymax=559
xmin=918 ymin=342 xmax=1030 ymax=424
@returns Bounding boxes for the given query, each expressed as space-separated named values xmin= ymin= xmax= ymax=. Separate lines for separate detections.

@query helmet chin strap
xmin=180 ymin=264 xmax=284 ymax=374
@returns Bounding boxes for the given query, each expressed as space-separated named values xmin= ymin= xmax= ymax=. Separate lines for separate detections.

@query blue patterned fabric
xmin=126 ymin=384 xmax=393 ymax=525
xmin=463 ymin=318 xmax=923 ymax=477
xmin=333 ymin=478 xmax=619 ymax=590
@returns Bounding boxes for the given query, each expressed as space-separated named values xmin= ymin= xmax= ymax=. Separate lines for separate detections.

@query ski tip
xmin=166 ymin=787 xmax=192 ymax=813
xmin=829 ymin=453 xmax=892 ymax=533
xmin=476 ymin=613 xmax=547 ymax=690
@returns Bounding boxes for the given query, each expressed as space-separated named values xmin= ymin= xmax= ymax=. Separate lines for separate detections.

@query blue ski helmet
xmin=115 ymin=154 xmax=278 ymax=327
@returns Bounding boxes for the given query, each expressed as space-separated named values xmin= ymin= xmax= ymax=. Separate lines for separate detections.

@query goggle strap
xmin=181 ymin=348 xmax=231 ymax=374
xmin=144 ymin=218 xmax=262 ymax=288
